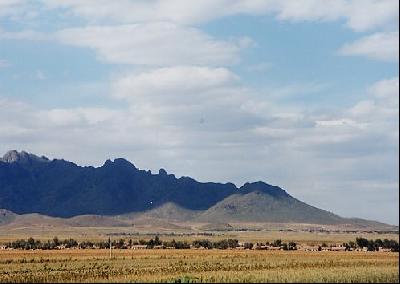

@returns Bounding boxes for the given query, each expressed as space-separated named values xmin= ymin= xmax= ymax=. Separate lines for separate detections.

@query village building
xmin=378 ymin=247 xmax=392 ymax=252
xmin=268 ymin=246 xmax=281 ymax=250
xmin=131 ymin=245 xmax=147 ymax=250
xmin=330 ymin=246 xmax=347 ymax=251
xmin=298 ymin=245 xmax=319 ymax=251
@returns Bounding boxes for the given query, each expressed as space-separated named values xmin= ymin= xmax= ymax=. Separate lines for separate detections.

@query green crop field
xmin=0 ymin=249 xmax=398 ymax=283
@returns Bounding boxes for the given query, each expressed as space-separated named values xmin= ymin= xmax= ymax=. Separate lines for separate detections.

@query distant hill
xmin=121 ymin=202 xmax=203 ymax=222
xmin=0 ymin=150 xmax=394 ymax=228
xmin=195 ymin=190 xmax=343 ymax=224
xmin=0 ymin=209 xmax=16 ymax=226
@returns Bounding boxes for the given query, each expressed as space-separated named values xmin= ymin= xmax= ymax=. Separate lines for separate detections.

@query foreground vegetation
xmin=0 ymin=249 xmax=398 ymax=283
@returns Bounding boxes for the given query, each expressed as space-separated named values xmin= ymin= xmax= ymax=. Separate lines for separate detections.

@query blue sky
xmin=0 ymin=0 xmax=398 ymax=224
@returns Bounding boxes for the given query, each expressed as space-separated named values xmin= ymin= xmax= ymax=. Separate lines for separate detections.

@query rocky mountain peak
xmin=240 ymin=181 xmax=289 ymax=198
xmin=1 ymin=150 xmax=49 ymax=164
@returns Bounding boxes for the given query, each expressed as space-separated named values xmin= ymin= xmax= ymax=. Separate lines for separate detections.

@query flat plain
xmin=0 ymin=249 xmax=398 ymax=283
xmin=1 ymin=223 xmax=398 ymax=283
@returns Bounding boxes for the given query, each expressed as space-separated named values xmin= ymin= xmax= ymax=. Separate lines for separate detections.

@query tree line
xmin=353 ymin=237 xmax=399 ymax=252
xmin=3 ymin=236 xmax=399 ymax=252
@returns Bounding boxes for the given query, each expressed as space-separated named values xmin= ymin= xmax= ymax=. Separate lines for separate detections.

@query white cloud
xmin=0 ymin=77 xmax=398 ymax=224
xmin=345 ymin=0 xmax=399 ymax=32
xmin=272 ymin=0 xmax=346 ymax=22
xmin=348 ymin=77 xmax=399 ymax=121
xmin=339 ymin=31 xmax=399 ymax=62
xmin=314 ymin=77 xmax=398 ymax=150
xmin=54 ymin=23 xmax=248 ymax=66
xmin=42 ymin=0 xmax=232 ymax=25
xmin=2 ymin=1 xmax=397 ymax=67
xmin=0 ymin=23 xmax=250 ymax=67
xmin=369 ymin=77 xmax=399 ymax=100
xmin=113 ymin=66 xmax=238 ymax=102
xmin=0 ymin=0 xmax=42 ymax=24
xmin=0 ymin=0 xmax=398 ymax=224
xmin=40 ymin=0 xmax=399 ymax=32
xmin=0 ymin=0 xmax=27 ymax=17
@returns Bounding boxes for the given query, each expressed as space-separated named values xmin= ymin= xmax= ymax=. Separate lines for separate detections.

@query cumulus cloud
xmin=2 ymin=1 xmax=398 ymax=67
xmin=347 ymin=77 xmax=399 ymax=127
xmin=265 ymin=0 xmax=398 ymax=32
xmin=339 ymin=31 xmax=399 ymax=62
xmin=369 ymin=77 xmax=399 ymax=100
xmin=0 ymin=77 xmax=398 ymax=223
xmin=0 ymin=0 xmax=30 ymax=18
xmin=0 ymin=0 xmax=398 ymax=224
xmin=312 ymin=77 xmax=398 ymax=157
xmin=40 ymin=0 xmax=399 ymax=31
xmin=0 ymin=23 xmax=251 ymax=66
xmin=345 ymin=0 xmax=399 ymax=32
xmin=111 ymin=66 xmax=263 ymax=133
xmin=56 ymin=23 xmax=249 ymax=66
xmin=113 ymin=66 xmax=238 ymax=101
xmin=42 ymin=0 xmax=232 ymax=25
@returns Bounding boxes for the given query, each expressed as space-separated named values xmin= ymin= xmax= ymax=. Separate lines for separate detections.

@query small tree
xmin=227 ymin=239 xmax=239 ymax=248
xmin=147 ymin=239 xmax=155 ymax=249
xmin=356 ymin=237 xmax=369 ymax=248
xmin=27 ymin=237 xmax=35 ymax=249
xmin=52 ymin=236 xmax=60 ymax=248
xmin=117 ymin=239 xmax=125 ymax=249
xmin=154 ymin=236 xmax=162 ymax=246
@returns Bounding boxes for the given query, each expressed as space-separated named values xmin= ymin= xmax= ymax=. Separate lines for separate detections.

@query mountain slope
xmin=0 ymin=150 xmax=236 ymax=217
xmin=0 ymin=209 xmax=17 ymax=226
xmin=120 ymin=202 xmax=203 ymax=222
xmin=0 ymin=150 xmax=388 ymax=226
xmin=197 ymin=190 xmax=343 ymax=224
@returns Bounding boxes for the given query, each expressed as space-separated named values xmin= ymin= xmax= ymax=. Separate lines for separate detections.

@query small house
xmin=131 ymin=245 xmax=147 ymax=250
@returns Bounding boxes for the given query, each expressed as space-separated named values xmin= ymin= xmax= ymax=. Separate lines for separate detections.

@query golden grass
xmin=0 ymin=249 xmax=398 ymax=283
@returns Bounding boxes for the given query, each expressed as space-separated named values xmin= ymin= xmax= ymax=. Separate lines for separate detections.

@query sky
xmin=0 ymin=0 xmax=398 ymax=225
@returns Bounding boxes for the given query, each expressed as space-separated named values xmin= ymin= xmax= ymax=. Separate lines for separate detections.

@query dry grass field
xmin=0 ymin=226 xmax=398 ymax=245
xmin=0 ymin=226 xmax=398 ymax=283
xmin=0 ymin=249 xmax=398 ymax=283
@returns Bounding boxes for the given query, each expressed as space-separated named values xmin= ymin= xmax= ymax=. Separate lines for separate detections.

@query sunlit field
xmin=0 ymin=227 xmax=398 ymax=244
xmin=0 ymin=249 xmax=398 ymax=283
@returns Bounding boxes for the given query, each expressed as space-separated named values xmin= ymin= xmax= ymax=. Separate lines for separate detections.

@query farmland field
xmin=0 ymin=249 xmax=398 ymax=283
xmin=0 ymin=225 xmax=398 ymax=244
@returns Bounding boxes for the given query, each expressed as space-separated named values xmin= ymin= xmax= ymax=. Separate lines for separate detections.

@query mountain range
xmin=0 ymin=150 xmax=394 ymax=229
